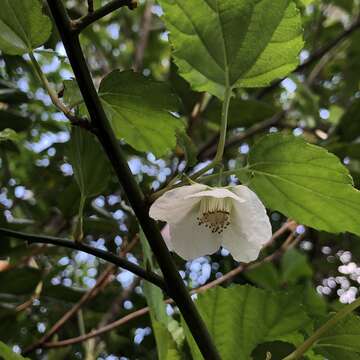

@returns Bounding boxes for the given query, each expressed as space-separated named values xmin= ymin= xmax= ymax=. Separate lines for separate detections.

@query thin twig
xmin=23 ymin=237 xmax=139 ymax=355
xmin=133 ymin=1 xmax=153 ymax=72
xmin=72 ymin=0 xmax=137 ymax=33
xmin=29 ymin=52 xmax=94 ymax=132
xmin=43 ymin=224 xmax=300 ymax=348
xmin=0 ymin=227 xmax=165 ymax=290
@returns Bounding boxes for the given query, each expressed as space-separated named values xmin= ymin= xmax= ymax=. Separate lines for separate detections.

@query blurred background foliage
xmin=1 ymin=0 xmax=360 ymax=359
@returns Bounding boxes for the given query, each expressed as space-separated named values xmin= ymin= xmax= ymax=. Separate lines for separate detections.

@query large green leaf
xmin=0 ymin=341 xmax=29 ymax=360
xmin=237 ymin=134 xmax=360 ymax=235
xmin=99 ymin=70 xmax=184 ymax=157
xmin=184 ymin=285 xmax=310 ymax=360
xmin=159 ymin=0 xmax=303 ymax=97
xmin=67 ymin=127 xmax=110 ymax=198
xmin=314 ymin=315 xmax=360 ymax=360
xmin=0 ymin=0 xmax=52 ymax=55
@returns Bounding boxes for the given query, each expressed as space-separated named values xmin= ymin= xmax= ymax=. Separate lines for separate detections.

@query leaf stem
xmin=29 ymin=52 xmax=75 ymax=121
xmin=214 ymin=86 xmax=232 ymax=162
xmin=0 ymin=227 xmax=166 ymax=290
xmin=150 ymin=87 xmax=233 ymax=200
xmin=190 ymin=86 xmax=232 ymax=179
xmin=73 ymin=195 xmax=86 ymax=242
xmin=282 ymin=296 xmax=360 ymax=360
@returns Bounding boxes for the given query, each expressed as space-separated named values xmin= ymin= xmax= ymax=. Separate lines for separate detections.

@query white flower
xmin=150 ymin=183 xmax=272 ymax=262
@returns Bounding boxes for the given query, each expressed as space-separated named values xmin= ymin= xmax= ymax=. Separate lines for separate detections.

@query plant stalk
xmin=46 ymin=1 xmax=221 ymax=359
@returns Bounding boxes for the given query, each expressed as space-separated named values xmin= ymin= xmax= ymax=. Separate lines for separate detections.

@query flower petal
xmin=149 ymin=183 xmax=207 ymax=224
xmin=186 ymin=187 xmax=246 ymax=202
xmin=169 ymin=205 xmax=221 ymax=260
xmin=221 ymin=185 xmax=272 ymax=262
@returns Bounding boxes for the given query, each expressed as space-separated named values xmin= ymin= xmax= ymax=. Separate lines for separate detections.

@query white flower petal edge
xmin=149 ymin=183 xmax=272 ymax=262
xmin=149 ymin=183 xmax=207 ymax=224
xmin=186 ymin=187 xmax=246 ymax=202
xmin=221 ymin=186 xmax=272 ymax=262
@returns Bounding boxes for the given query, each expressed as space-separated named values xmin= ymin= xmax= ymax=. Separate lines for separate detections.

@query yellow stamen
xmin=197 ymin=197 xmax=232 ymax=234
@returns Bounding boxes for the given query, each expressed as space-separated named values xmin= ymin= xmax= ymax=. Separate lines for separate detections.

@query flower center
xmin=197 ymin=197 xmax=232 ymax=234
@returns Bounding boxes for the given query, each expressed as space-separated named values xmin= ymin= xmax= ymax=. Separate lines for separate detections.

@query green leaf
xmin=67 ymin=127 xmax=110 ymax=198
xmin=336 ymin=98 xmax=360 ymax=142
xmin=281 ymin=249 xmax=313 ymax=284
xmin=153 ymin=321 xmax=183 ymax=360
xmin=0 ymin=110 xmax=31 ymax=132
xmin=0 ymin=341 xmax=29 ymax=360
xmin=63 ymin=79 xmax=83 ymax=109
xmin=140 ymin=231 xmax=184 ymax=359
xmin=205 ymin=98 xmax=278 ymax=129
xmin=314 ymin=315 xmax=360 ymax=359
xmin=0 ymin=80 xmax=28 ymax=104
xmin=176 ymin=129 xmax=198 ymax=167
xmin=0 ymin=0 xmax=52 ymax=55
xmin=0 ymin=268 xmax=41 ymax=295
xmin=184 ymin=285 xmax=311 ymax=360
xmin=244 ymin=262 xmax=281 ymax=290
xmin=330 ymin=143 xmax=360 ymax=161
xmin=0 ymin=129 xmax=20 ymax=143
xmin=159 ymin=0 xmax=303 ymax=97
xmin=99 ymin=70 xmax=184 ymax=157
xmin=238 ymin=134 xmax=360 ymax=235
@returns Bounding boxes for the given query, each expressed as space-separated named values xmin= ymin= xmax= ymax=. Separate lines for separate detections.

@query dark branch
xmin=72 ymin=0 xmax=137 ymax=33
xmin=0 ymin=227 xmax=165 ymax=290
xmin=46 ymin=1 xmax=221 ymax=359
xmin=87 ymin=0 xmax=94 ymax=13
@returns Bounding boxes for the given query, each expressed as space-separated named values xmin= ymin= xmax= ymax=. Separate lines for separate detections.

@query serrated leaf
xmin=314 ymin=315 xmax=360 ymax=359
xmin=0 ymin=341 xmax=29 ymax=360
xmin=0 ymin=0 xmax=52 ymax=55
xmin=184 ymin=285 xmax=310 ymax=360
xmin=67 ymin=127 xmax=110 ymax=198
xmin=159 ymin=0 xmax=303 ymax=97
xmin=99 ymin=70 xmax=184 ymax=157
xmin=237 ymin=134 xmax=360 ymax=235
